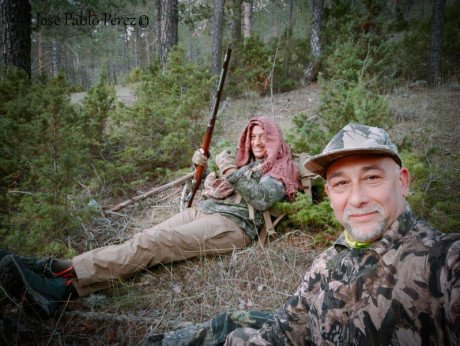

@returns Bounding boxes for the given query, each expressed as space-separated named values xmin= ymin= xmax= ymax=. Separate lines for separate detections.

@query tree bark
xmin=145 ymin=28 xmax=151 ymax=67
xmin=52 ymin=38 xmax=60 ymax=77
xmin=243 ymin=1 xmax=253 ymax=39
xmin=230 ymin=0 xmax=242 ymax=45
xmin=288 ymin=0 xmax=294 ymax=31
xmin=122 ymin=25 xmax=127 ymax=74
xmin=160 ymin=0 xmax=179 ymax=66
xmin=311 ymin=0 xmax=324 ymax=59
xmin=38 ymin=27 xmax=43 ymax=75
xmin=211 ymin=0 xmax=224 ymax=76
xmin=153 ymin=0 xmax=162 ymax=59
xmin=427 ymin=0 xmax=446 ymax=87
xmin=0 ymin=0 xmax=31 ymax=78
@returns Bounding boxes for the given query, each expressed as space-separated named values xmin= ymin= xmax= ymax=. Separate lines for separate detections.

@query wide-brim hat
xmin=304 ymin=123 xmax=402 ymax=179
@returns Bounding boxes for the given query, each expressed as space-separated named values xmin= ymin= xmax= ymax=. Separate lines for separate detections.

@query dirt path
xmin=71 ymin=85 xmax=137 ymax=106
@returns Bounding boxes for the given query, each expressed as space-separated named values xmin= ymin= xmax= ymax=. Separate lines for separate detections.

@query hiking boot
xmin=0 ymin=254 xmax=72 ymax=319
xmin=0 ymin=249 xmax=54 ymax=277
xmin=0 ymin=249 xmax=74 ymax=280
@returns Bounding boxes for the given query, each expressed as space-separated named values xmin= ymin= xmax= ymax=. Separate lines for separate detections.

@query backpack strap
xmin=258 ymin=210 xmax=286 ymax=247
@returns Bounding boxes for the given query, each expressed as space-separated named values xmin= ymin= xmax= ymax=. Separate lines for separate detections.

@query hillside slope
xmin=2 ymin=83 xmax=459 ymax=345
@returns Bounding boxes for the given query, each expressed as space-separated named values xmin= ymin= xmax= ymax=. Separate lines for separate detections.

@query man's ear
xmin=399 ymin=167 xmax=410 ymax=198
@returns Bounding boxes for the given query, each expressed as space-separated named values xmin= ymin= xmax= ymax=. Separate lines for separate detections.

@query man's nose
xmin=348 ymin=182 xmax=369 ymax=207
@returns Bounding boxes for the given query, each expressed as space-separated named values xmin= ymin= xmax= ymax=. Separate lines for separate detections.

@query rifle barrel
xmin=187 ymin=48 xmax=232 ymax=208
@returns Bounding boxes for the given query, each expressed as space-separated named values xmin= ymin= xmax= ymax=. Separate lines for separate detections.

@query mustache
xmin=344 ymin=206 xmax=384 ymax=219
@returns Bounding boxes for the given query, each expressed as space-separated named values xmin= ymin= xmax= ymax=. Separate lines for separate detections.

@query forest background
xmin=0 ymin=0 xmax=459 ymax=344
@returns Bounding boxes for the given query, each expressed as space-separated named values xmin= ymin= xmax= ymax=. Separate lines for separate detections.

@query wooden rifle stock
xmin=187 ymin=48 xmax=232 ymax=207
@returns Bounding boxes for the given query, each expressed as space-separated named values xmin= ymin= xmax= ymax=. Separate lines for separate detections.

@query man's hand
xmin=192 ymin=148 xmax=209 ymax=168
xmin=216 ymin=150 xmax=237 ymax=176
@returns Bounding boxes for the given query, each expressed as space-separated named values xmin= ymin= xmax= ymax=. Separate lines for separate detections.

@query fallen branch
xmin=63 ymin=310 xmax=193 ymax=328
xmin=109 ymin=172 xmax=194 ymax=212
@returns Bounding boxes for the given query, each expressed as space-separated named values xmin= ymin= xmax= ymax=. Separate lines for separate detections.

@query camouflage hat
xmin=304 ymin=123 xmax=402 ymax=179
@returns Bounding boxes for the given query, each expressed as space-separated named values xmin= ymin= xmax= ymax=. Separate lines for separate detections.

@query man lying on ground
xmin=0 ymin=116 xmax=300 ymax=319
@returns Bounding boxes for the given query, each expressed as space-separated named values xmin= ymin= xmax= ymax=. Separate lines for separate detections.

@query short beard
xmin=344 ymin=206 xmax=387 ymax=242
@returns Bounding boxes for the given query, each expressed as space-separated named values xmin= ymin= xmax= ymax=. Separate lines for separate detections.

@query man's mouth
xmin=347 ymin=211 xmax=378 ymax=222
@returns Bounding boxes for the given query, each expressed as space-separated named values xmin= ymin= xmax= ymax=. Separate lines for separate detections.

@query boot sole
xmin=0 ymin=254 xmax=55 ymax=319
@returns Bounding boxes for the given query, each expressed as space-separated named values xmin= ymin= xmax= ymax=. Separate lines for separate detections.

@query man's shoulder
xmin=398 ymin=205 xmax=458 ymax=246
xmin=402 ymin=218 xmax=460 ymax=271
xmin=409 ymin=218 xmax=460 ymax=247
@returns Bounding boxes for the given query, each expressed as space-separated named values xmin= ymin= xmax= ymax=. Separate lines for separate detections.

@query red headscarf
xmin=235 ymin=117 xmax=300 ymax=201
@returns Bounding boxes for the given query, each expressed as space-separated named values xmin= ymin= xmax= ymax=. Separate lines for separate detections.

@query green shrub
xmin=286 ymin=75 xmax=393 ymax=155
xmin=275 ymin=193 xmax=342 ymax=247
xmin=78 ymin=70 xmax=116 ymax=157
xmin=230 ymin=34 xmax=308 ymax=96
xmin=111 ymin=48 xmax=214 ymax=184
xmin=0 ymin=71 xmax=94 ymax=256
xmin=390 ymin=1 xmax=460 ymax=82
xmin=232 ymin=36 xmax=273 ymax=95
xmin=401 ymin=150 xmax=460 ymax=234
xmin=322 ymin=0 xmax=394 ymax=85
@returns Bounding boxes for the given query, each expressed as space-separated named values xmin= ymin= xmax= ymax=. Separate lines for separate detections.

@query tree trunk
xmin=160 ymin=0 xmax=179 ymax=66
xmin=122 ymin=25 xmax=127 ymax=74
xmin=0 ymin=0 xmax=31 ymax=78
xmin=243 ymin=1 xmax=253 ymax=39
xmin=311 ymin=0 xmax=324 ymax=59
xmin=153 ymin=0 xmax=162 ymax=59
xmin=134 ymin=25 xmax=139 ymax=67
xmin=145 ymin=28 xmax=151 ymax=66
xmin=52 ymin=38 xmax=60 ymax=77
xmin=230 ymin=0 xmax=242 ymax=45
xmin=38 ymin=27 xmax=44 ymax=75
xmin=288 ymin=0 xmax=294 ymax=31
xmin=427 ymin=0 xmax=446 ymax=88
xmin=211 ymin=0 xmax=224 ymax=76
xmin=284 ymin=0 xmax=295 ymax=78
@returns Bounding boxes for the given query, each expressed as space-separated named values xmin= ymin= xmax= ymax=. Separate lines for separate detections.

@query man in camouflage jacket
xmin=225 ymin=123 xmax=460 ymax=345
xmin=0 ymin=117 xmax=300 ymax=319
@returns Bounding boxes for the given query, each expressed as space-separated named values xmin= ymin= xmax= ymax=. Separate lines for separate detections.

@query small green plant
xmin=232 ymin=36 xmax=273 ymax=96
xmin=286 ymin=75 xmax=393 ymax=155
xmin=79 ymin=69 xmax=116 ymax=157
xmin=0 ymin=71 xmax=95 ymax=256
xmin=401 ymin=150 xmax=460 ymax=234
xmin=322 ymin=0 xmax=394 ymax=86
xmin=111 ymin=48 xmax=214 ymax=184
xmin=275 ymin=193 xmax=341 ymax=247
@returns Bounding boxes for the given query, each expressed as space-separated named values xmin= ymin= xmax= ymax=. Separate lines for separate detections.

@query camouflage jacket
xmin=227 ymin=205 xmax=460 ymax=345
xmin=198 ymin=159 xmax=286 ymax=239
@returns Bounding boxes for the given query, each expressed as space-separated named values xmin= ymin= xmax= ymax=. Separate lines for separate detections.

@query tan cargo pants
xmin=71 ymin=207 xmax=251 ymax=296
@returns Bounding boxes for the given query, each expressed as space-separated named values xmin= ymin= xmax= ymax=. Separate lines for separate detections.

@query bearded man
xmin=0 ymin=116 xmax=300 ymax=319
xmin=225 ymin=123 xmax=460 ymax=345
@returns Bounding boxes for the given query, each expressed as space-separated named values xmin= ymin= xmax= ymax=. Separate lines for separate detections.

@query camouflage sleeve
xmin=233 ymin=249 xmax=333 ymax=346
xmin=226 ymin=171 xmax=285 ymax=211
xmin=443 ymin=236 xmax=460 ymax=344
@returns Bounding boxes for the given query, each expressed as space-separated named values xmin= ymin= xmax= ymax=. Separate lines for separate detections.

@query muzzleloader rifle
xmin=186 ymin=47 xmax=232 ymax=208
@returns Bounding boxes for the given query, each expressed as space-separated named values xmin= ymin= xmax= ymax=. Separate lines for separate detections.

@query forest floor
xmin=2 ymin=82 xmax=460 ymax=345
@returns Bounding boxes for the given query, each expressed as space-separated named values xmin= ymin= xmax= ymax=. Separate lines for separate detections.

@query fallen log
xmin=109 ymin=171 xmax=194 ymax=212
